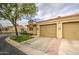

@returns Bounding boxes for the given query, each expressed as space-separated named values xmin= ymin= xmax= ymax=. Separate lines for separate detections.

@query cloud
xmin=0 ymin=20 xmax=13 ymax=27
xmin=36 ymin=3 xmax=79 ymax=20
xmin=37 ymin=3 xmax=68 ymax=16
xmin=17 ymin=19 xmax=29 ymax=26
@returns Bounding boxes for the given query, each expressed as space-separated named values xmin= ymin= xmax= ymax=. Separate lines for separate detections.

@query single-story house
xmin=0 ymin=24 xmax=22 ymax=33
xmin=26 ymin=14 xmax=79 ymax=40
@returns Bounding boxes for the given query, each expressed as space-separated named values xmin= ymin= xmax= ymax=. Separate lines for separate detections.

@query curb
xmin=5 ymin=37 xmax=46 ymax=55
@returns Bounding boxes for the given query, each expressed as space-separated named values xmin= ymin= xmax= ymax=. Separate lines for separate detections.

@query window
xmin=29 ymin=27 xmax=33 ymax=31
xmin=5 ymin=28 xmax=9 ymax=31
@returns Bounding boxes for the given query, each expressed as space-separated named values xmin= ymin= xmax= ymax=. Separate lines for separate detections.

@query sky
xmin=0 ymin=3 xmax=79 ymax=27
xmin=36 ymin=3 xmax=79 ymax=20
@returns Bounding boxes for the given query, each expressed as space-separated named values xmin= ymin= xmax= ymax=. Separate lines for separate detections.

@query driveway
xmin=59 ymin=39 xmax=79 ymax=55
xmin=21 ymin=37 xmax=79 ymax=55
xmin=21 ymin=37 xmax=61 ymax=55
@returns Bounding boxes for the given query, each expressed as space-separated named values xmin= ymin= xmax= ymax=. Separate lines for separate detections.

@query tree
xmin=0 ymin=24 xmax=3 ymax=33
xmin=0 ymin=3 xmax=37 ymax=37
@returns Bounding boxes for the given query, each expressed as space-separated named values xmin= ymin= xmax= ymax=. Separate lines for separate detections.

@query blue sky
xmin=0 ymin=3 xmax=79 ymax=27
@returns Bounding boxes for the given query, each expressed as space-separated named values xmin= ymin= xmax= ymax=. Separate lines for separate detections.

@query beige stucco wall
xmin=2 ymin=26 xmax=21 ymax=33
xmin=32 ymin=26 xmax=37 ymax=35
xmin=37 ymin=25 xmax=40 ymax=37
xmin=8 ymin=26 xmax=21 ymax=32
xmin=57 ymin=21 xmax=62 ymax=39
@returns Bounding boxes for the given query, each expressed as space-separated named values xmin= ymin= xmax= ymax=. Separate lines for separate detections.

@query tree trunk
xmin=14 ymin=19 xmax=18 ymax=37
xmin=0 ymin=28 xmax=2 ymax=33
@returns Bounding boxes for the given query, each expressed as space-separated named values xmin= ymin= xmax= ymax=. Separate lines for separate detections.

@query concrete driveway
xmin=21 ymin=37 xmax=61 ymax=55
xmin=21 ymin=37 xmax=52 ymax=53
xmin=21 ymin=37 xmax=79 ymax=55
xmin=59 ymin=39 xmax=79 ymax=55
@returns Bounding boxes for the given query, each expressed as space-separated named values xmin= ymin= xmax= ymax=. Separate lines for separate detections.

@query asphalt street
xmin=0 ymin=34 xmax=26 ymax=55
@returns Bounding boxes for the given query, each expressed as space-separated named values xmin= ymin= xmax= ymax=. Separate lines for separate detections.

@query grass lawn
xmin=10 ymin=34 xmax=33 ymax=42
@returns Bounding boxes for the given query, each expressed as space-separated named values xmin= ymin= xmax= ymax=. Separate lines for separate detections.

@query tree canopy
xmin=0 ymin=3 xmax=37 ymax=25
xmin=0 ymin=3 xmax=37 ymax=37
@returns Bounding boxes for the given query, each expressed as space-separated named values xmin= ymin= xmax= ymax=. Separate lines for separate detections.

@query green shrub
xmin=10 ymin=34 xmax=33 ymax=42
xmin=20 ymin=31 xmax=30 ymax=35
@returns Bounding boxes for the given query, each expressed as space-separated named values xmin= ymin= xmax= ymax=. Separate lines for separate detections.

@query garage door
xmin=63 ymin=22 xmax=79 ymax=39
xmin=40 ymin=24 xmax=56 ymax=38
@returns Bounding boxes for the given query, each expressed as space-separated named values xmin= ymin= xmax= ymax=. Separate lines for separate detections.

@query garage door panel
xmin=63 ymin=22 xmax=79 ymax=39
xmin=40 ymin=24 xmax=56 ymax=38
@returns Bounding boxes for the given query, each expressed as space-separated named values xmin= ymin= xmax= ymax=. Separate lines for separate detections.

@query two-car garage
xmin=37 ymin=14 xmax=79 ymax=40
xmin=39 ymin=21 xmax=79 ymax=40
